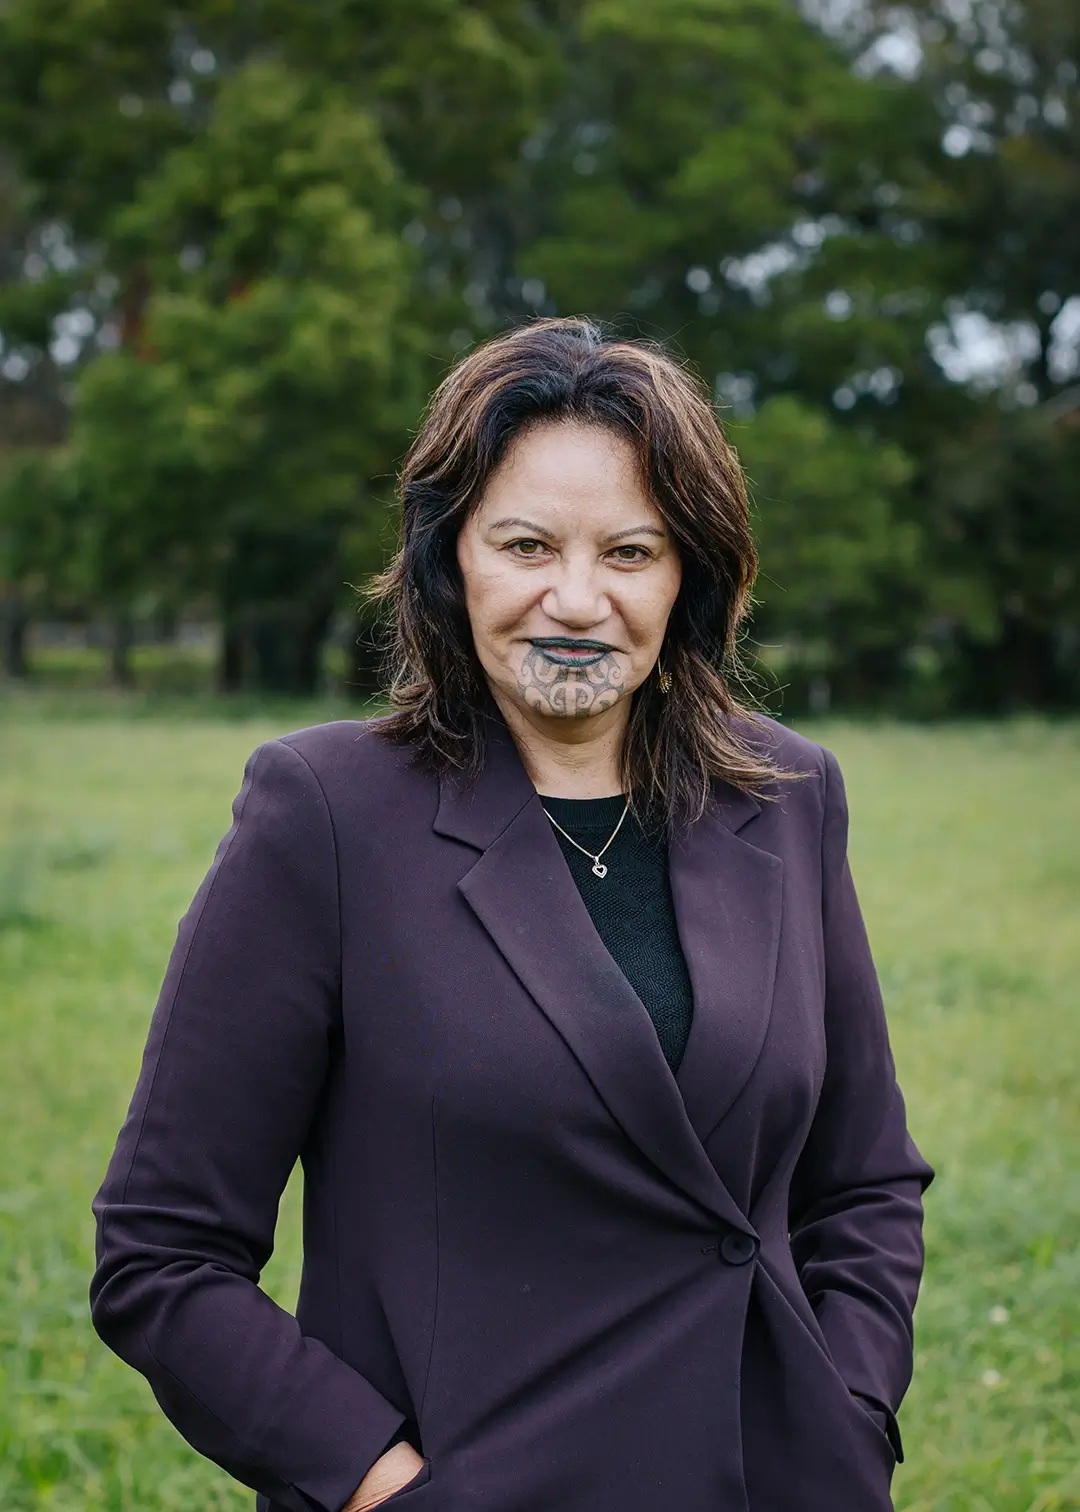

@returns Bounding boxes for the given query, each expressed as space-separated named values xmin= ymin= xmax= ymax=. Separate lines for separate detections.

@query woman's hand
xmin=342 ymin=1441 xmax=426 ymax=1511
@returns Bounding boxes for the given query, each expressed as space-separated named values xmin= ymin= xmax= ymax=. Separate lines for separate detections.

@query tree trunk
xmin=218 ymin=619 xmax=246 ymax=693
xmin=251 ymin=615 xmax=292 ymax=694
xmin=2 ymin=602 xmax=30 ymax=678
xmin=295 ymin=603 xmax=335 ymax=697
xmin=110 ymin=611 xmax=135 ymax=689
xmin=152 ymin=603 xmax=178 ymax=643
xmin=1000 ymin=616 xmax=1058 ymax=711
xmin=834 ymin=644 xmax=905 ymax=711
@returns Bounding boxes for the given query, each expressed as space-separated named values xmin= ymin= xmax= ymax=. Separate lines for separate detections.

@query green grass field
xmin=1 ymin=700 xmax=1077 ymax=1511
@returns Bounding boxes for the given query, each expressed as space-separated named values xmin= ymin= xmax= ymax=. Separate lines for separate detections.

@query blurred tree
xmin=848 ymin=0 xmax=1080 ymax=706
xmin=70 ymin=58 xmax=418 ymax=691
xmin=922 ymin=393 xmax=1080 ymax=710
xmin=0 ymin=448 xmax=86 ymax=678
xmin=0 ymin=0 xmax=1075 ymax=708
xmin=733 ymin=395 xmax=920 ymax=708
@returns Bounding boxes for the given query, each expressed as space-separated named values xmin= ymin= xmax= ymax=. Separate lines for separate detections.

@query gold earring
xmin=658 ymin=661 xmax=672 ymax=694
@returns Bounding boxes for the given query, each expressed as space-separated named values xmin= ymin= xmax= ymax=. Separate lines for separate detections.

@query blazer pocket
xmin=761 ymin=1264 xmax=904 ymax=1466
xmin=851 ymin=1395 xmax=904 ymax=1464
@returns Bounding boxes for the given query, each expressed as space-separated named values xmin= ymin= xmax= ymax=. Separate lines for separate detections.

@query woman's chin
xmin=520 ymin=690 xmax=626 ymax=721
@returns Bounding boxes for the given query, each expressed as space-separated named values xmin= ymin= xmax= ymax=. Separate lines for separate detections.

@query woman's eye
xmin=505 ymin=540 xmax=650 ymax=562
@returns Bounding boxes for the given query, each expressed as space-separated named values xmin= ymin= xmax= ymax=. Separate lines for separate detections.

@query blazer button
xmin=719 ymin=1231 xmax=758 ymax=1266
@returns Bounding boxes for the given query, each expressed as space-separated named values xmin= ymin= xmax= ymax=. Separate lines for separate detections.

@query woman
xmin=90 ymin=317 xmax=933 ymax=1512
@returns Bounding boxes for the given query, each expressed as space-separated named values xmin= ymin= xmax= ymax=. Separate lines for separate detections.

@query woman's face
xmin=456 ymin=422 xmax=682 ymax=727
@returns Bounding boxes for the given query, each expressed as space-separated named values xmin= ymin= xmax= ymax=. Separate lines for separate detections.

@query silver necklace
xmin=541 ymin=797 xmax=630 ymax=879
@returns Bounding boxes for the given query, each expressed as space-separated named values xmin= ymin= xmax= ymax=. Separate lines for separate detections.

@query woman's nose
xmin=542 ymin=562 xmax=609 ymax=624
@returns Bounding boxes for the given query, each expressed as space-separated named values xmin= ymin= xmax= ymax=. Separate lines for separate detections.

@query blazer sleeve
xmin=89 ymin=738 xmax=406 ymax=1512
xmin=788 ymin=744 xmax=935 ymax=1463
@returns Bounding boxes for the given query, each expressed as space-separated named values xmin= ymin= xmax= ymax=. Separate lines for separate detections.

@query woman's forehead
xmin=475 ymin=423 xmax=658 ymax=516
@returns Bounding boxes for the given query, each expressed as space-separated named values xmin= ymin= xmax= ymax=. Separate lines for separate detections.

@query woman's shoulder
xmin=261 ymin=715 xmax=429 ymax=804
xmin=711 ymin=712 xmax=835 ymax=842
xmin=729 ymin=710 xmax=830 ymax=784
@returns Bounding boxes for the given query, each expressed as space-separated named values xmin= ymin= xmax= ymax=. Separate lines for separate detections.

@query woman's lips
xmin=530 ymin=642 xmax=613 ymax=668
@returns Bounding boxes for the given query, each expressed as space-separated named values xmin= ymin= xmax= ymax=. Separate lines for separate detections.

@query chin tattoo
xmin=515 ymin=646 xmax=627 ymax=716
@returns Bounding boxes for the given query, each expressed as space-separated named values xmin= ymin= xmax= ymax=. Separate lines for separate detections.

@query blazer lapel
xmin=669 ymin=789 xmax=784 ymax=1147
xmin=433 ymin=713 xmax=751 ymax=1231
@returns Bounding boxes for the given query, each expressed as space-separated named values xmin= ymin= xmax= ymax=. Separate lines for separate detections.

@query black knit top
xmin=538 ymin=792 xmax=695 ymax=1073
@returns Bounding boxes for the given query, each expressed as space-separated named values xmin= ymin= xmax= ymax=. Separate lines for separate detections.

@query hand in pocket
xmin=342 ymin=1441 xmax=426 ymax=1510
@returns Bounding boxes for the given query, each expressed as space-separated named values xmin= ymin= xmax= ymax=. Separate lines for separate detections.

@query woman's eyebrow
xmin=488 ymin=516 xmax=555 ymax=537
xmin=603 ymin=524 xmax=666 ymax=543
xmin=488 ymin=516 xmax=666 ymax=543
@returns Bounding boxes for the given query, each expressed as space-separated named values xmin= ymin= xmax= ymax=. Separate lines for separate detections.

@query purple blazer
xmin=90 ymin=710 xmax=933 ymax=1512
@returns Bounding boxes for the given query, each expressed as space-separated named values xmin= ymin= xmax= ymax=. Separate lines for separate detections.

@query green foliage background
xmin=0 ymin=0 xmax=1077 ymax=708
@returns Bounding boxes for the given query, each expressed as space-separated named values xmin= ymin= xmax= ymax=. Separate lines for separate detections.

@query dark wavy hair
xmin=364 ymin=316 xmax=800 ymax=830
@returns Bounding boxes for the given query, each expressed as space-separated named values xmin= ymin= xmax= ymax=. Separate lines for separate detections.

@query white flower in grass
xmin=980 ymin=1368 xmax=1002 ymax=1387
xmin=988 ymin=1305 xmax=1009 ymax=1325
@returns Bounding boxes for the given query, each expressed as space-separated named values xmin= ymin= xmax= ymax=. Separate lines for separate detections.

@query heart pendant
xmin=591 ymin=861 xmax=608 ymax=878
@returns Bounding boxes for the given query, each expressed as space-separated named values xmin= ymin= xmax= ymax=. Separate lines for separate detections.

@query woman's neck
xmin=492 ymin=691 xmax=628 ymax=799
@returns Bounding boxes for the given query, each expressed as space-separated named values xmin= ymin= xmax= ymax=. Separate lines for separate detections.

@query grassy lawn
xmin=1 ymin=700 xmax=1077 ymax=1511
